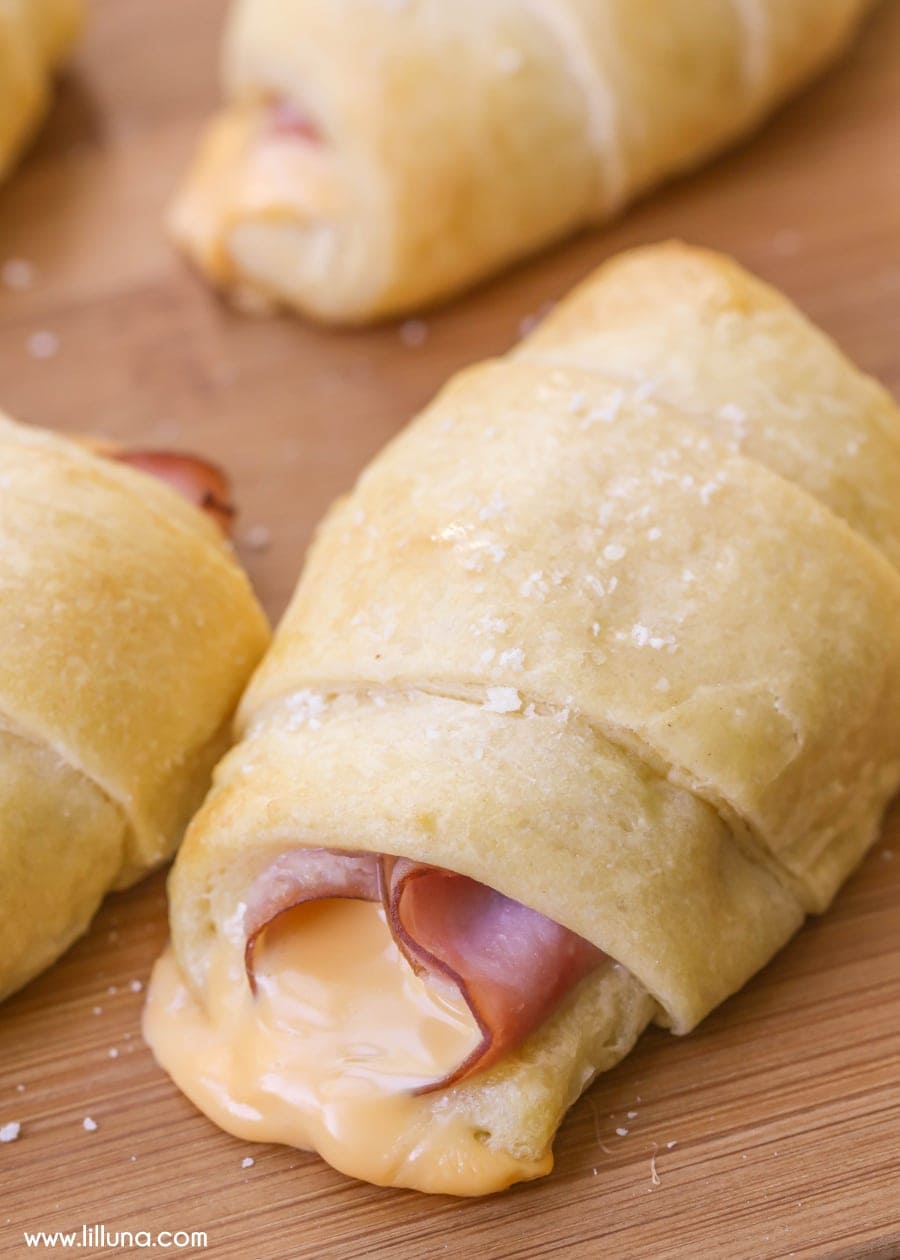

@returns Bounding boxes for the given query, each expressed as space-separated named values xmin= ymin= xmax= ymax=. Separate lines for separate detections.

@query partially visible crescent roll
xmin=170 ymin=0 xmax=872 ymax=322
xmin=149 ymin=244 xmax=900 ymax=1195
xmin=0 ymin=411 xmax=270 ymax=1001
xmin=0 ymin=0 xmax=82 ymax=181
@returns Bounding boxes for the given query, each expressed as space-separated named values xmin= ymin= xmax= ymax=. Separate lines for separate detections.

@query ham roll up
xmin=0 ymin=0 xmax=82 ymax=181
xmin=146 ymin=244 xmax=900 ymax=1195
xmin=170 ymin=0 xmax=872 ymax=322
xmin=0 ymin=411 xmax=270 ymax=1001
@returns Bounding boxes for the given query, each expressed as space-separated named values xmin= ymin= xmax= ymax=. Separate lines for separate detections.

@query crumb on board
xmin=518 ymin=302 xmax=554 ymax=339
xmin=242 ymin=524 xmax=272 ymax=552
xmin=771 ymin=227 xmax=804 ymax=256
xmin=0 ymin=1122 xmax=21 ymax=1143
xmin=399 ymin=319 xmax=428 ymax=348
xmin=27 ymin=330 xmax=59 ymax=359
xmin=82 ymin=1117 xmax=98 ymax=1133
xmin=667 ymin=1140 xmax=677 ymax=1150
xmin=2 ymin=258 xmax=35 ymax=290
xmin=650 ymin=1151 xmax=660 ymax=1186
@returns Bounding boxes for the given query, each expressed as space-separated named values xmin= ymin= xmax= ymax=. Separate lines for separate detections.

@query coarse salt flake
xmin=580 ymin=388 xmax=625 ymax=429
xmin=0 ymin=1122 xmax=21 ymax=1142
xmin=520 ymin=571 xmax=548 ymax=599
xmin=241 ymin=1156 xmax=255 ymax=1169
xmin=603 ymin=543 xmax=626 ymax=561
xmin=83 ymin=1117 xmax=98 ymax=1133
xmin=698 ymin=481 xmax=719 ymax=505
xmin=483 ymin=687 xmax=521 ymax=714
xmin=283 ymin=689 xmax=327 ymax=731
xmin=477 ymin=495 xmax=509 ymax=521
xmin=475 ymin=614 xmax=507 ymax=636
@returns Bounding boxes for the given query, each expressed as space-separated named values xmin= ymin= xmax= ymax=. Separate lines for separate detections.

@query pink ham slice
xmin=243 ymin=849 xmax=605 ymax=1091
xmin=113 ymin=450 xmax=236 ymax=536
xmin=266 ymin=98 xmax=322 ymax=144
xmin=384 ymin=858 xmax=605 ymax=1091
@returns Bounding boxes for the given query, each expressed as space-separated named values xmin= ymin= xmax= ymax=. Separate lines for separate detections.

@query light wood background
xmin=1 ymin=3 xmax=899 ymax=1257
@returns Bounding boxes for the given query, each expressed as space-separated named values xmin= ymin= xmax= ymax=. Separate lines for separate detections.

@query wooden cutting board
xmin=1 ymin=3 xmax=899 ymax=1257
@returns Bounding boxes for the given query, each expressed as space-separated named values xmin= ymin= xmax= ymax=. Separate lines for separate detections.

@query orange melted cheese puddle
xmin=144 ymin=900 xmax=551 ymax=1195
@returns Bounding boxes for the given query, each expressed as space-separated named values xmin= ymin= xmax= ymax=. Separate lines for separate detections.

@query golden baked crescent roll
xmin=0 ymin=0 xmax=82 ymax=181
xmin=145 ymin=244 xmax=900 ymax=1196
xmin=171 ymin=0 xmax=872 ymax=322
xmin=0 ymin=412 xmax=270 ymax=1001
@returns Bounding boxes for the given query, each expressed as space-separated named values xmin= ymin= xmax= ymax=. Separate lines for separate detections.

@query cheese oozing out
xmin=143 ymin=898 xmax=553 ymax=1195
xmin=169 ymin=97 xmax=344 ymax=304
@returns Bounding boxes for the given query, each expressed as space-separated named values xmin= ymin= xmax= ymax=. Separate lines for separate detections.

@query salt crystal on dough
xmin=483 ymin=687 xmax=521 ymax=714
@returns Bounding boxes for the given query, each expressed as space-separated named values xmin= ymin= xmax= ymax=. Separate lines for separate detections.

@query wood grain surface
xmin=1 ymin=2 xmax=899 ymax=1257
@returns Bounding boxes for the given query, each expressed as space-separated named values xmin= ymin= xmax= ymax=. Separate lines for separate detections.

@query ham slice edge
xmin=243 ymin=848 xmax=606 ymax=1091
xmin=113 ymin=449 xmax=236 ymax=535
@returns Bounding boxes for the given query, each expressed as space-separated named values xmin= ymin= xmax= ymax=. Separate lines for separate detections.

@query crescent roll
xmin=0 ymin=0 xmax=82 ymax=181
xmin=145 ymin=244 xmax=900 ymax=1196
xmin=0 ymin=412 xmax=270 ymax=1001
xmin=170 ymin=0 xmax=872 ymax=322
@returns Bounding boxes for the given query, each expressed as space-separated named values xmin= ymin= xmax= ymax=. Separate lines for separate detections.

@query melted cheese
xmin=143 ymin=899 xmax=552 ymax=1195
xmin=169 ymin=101 xmax=344 ymax=292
